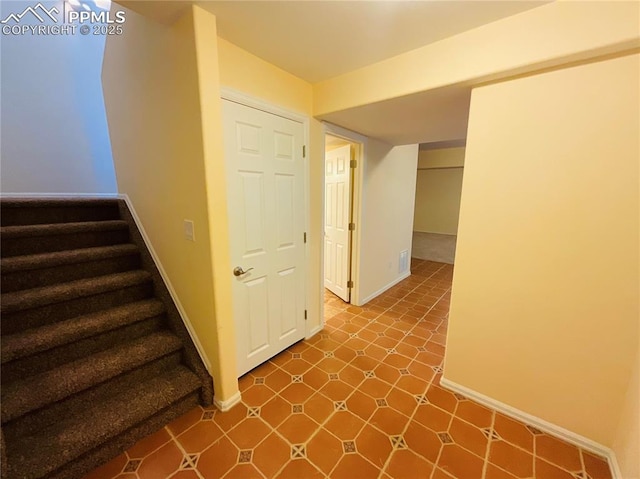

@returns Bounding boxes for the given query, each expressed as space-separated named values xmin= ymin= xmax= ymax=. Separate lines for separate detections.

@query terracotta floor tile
xmin=331 ymin=453 xmax=381 ymax=479
xmin=223 ymin=463 xmax=263 ymax=479
xmin=384 ymin=353 xmax=412 ymax=369
xmin=491 ymin=413 xmax=533 ymax=452
xmin=304 ymin=393 xmax=334 ymax=424
xmin=170 ymin=471 xmax=200 ymax=479
xmin=275 ymin=459 xmax=324 ymax=479
xmin=345 ymin=390 xmax=378 ymax=422
xmin=241 ymin=384 xmax=276 ymax=407
xmin=413 ymin=404 xmax=453 ymax=432
xmin=316 ymin=357 xmax=347 ymax=374
xmin=355 ymin=424 xmax=393 ymax=469
xmin=306 ymin=428 xmax=344 ymax=475
xmin=252 ymin=360 xmax=279 ymax=377
xmin=364 ymin=343 xmax=389 ymax=361
xmin=407 ymin=360 xmax=436 ymax=382
xmin=426 ymin=385 xmax=458 ymax=413
xmin=485 ymin=463 xmax=519 ymax=479
xmin=127 ymin=427 xmax=172 ymax=459
xmin=82 ymin=453 xmax=126 ymax=479
xmin=264 ymin=368 xmax=292 ymax=393
xmin=197 ymin=437 xmax=238 ymax=479
xmin=319 ymin=379 xmax=353 ymax=401
xmin=279 ymin=382 xmax=315 ymax=404
xmin=583 ymin=451 xmax=613 ymax=479
xmin=369 ymin=407 xmax=409 ymax=435
xmin=432 ymin=467 xmax=456 ymax=479
xmin=334 ymin=345 xmax=358 ymax=363
xmin=113 ymin=473 xmax=137 ymax=479
xmin=177 ymin=421 xmax=224 ymax=453
xmin=536 ymin=434 xmax=583 ymax=472
xmin=325 ymin=411 xmax=366 ymax=440
xmin=302 ymin=366 xmax=330 ymax=390
xmin=301 ymin=346 xmax=324 ymax=364
xmin=385 ymin=449 xmax=434 ymax=479
xmin=374 ymin=362 xmax=402 ymax=385
xmin=386 ymin=387 xmax=418 ymax=417
xmin=448 ymin=417 xmax=488 ymax=458
xmin=226 ymin=418 xmax=271 ymax=449
xmin=280 ymin=358 xmax=313 ymax=375
xmin=489 ymin=440 xmax=533 ymax=478
xmin=277 ymin=413 xmax=320 ymax=444
xmin=395 ymin=375 xmax=429 ymax=395
xmin=166 ymin=407 xmax=204 ymax=436
xmin=535 ymin=458 xmax=576 ymax=479
xmin=359 ymin=377 xmax=393 ymax=398
xmin=339 ymin=363 xmax=365 ymax=387
xmin=253 ymin=433 xmax=291 ymax=479
xmin=403 ymin=420 xmax=442 ymax=463
xmin=213 ymin=403 xmax=248 ymax=432
xmin=136 ymin=441 xmax=183 ymax=479
xmin=437 ymin=443 xmax=484 ymax=478
xmin=261 ymin=395 xmax=292 ymax=428
xmin=455 ymin=399 xmax=494 ymax=429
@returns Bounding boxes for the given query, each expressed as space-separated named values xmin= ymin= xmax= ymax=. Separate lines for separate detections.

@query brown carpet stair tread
xmin=1 ymin=270 xmax=152 ymax=313
xmin=1 ymin=299 xmax=166 ymax=363
xmin=0 ymin=198 xmax=120 ymax=207
xmin=1 ymin=244 xmax=139 ymax=273
xmin=6 ymin=366 xmax=200 ymax=479
xmin=1 ymin=330 xmax=183 ymax=422
xmin=0 ymin=220 xmax=128 ymax=238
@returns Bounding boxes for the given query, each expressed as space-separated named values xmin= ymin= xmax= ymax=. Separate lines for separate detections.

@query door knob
xmin=233 ymin=266 xmax=254 ymax=277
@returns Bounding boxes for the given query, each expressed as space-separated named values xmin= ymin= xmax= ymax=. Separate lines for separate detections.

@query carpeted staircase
xmin=0 ymin=198 xmax=214 ymax=479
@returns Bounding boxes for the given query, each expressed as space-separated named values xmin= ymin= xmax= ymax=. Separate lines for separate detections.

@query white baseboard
xmin=119 ymin=194 xmax=213 ymax=374
xmin=439 ymin=376 xmax=621 ymax=478
xmin=0 ymin=192 xmax=119 ymax=198
xmin=357 ymin=271 xmax=411 ymax=306
xmin=214 ymin=391 xmax=242 ymax=412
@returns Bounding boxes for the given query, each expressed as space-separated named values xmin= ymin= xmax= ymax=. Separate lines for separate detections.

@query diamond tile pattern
xmin=84 ymin=260 xmax=613 ymax=479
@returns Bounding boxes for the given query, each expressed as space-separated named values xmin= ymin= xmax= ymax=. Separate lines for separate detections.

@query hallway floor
xmin=84 ymin=260 xmax=613 ymax=479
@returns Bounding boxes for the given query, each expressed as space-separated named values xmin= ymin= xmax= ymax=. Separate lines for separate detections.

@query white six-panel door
xmin=324 ymin=144 xmax=352 ymax=302
xmin=222 ymin=99 xmax=306 ymax=377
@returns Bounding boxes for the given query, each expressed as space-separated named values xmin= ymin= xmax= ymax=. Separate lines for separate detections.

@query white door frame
xmin=220 ymin=87 xmax=312 ymax=337
xmin=323 ymin=122 xmax=367 ymax=307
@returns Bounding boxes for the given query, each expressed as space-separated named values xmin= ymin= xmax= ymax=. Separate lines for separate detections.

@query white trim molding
xmin=119 ymin=194 xmax=214 ymax=373
xmin=439 ymin=376 xmax=622 ymax=478
xmin=214 ymin=391 xmax=242 ymax=412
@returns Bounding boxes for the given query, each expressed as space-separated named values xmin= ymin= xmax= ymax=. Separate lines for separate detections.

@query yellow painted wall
xmin=445 ymin=53 xmax=639 ymax=446
xmin=314 ymin=1 xmax=640 ymax=116
xmin=102 ymin=5 xmax=238 ymax=402
xmin=414 ymin=148 xmax=465 ymax=235
xmin=216 ymin=37 xmax=325 ymax=335
xmin=613 ymin=352 xmax=639 ymax=478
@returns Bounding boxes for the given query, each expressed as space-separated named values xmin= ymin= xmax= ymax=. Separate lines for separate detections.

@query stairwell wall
xmin=102 ymin=5 xmax=239 ymax=404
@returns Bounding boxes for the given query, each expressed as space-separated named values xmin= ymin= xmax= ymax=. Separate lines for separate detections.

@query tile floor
xmin=84 ymin=259 xmax=613 ymax=479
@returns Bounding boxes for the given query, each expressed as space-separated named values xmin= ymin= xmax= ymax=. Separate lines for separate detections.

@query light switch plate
xmin=184 ymin=220 xmax=195 ymax=241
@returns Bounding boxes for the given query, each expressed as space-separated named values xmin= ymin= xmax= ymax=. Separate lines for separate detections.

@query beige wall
xmin=102 ymin=5 xmax=238 ymax=402
xmin=414 ymin=148 xmax=465 ymax=235
xmin=358 ymin=141 xmax=419 ymax=303
xmin=613 ymin=352 xmax=639 ymax=479
xmin=314 ymin=1 xmax=640 ymax=116
xmin=445 ymin=53 xmax=639 ymax=448
xmin=216 ymin=38 xmax=325 ymax=335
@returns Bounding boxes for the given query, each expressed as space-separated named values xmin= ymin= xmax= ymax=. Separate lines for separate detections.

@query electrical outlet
xmin=399 ymin=250 xmax=409 ymax=273
xmin=184 ymin=220 xmax=195 ymax=241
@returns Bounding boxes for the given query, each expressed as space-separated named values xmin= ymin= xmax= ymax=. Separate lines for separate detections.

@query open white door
xmin=222 ymin=99 xmax=306 ymax=377
xmin=324 ymin=144 xmax=352 ymax=302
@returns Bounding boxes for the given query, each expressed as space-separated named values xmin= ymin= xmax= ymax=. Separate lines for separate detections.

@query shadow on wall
xmin=0 ymin=0 xmax=117 ymax=194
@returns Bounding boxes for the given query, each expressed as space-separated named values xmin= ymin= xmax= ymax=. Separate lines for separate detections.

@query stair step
xmin=1 ymin=220 xmax=130 ymax=257
xmin=1 ymin=331 xmax=183 ymax=423
xmin=0 ymin=198 xmax=121 ymax=227
xmin=1 ymin=299 xmax=165 ymax=364
xmin=1 ymin=244 xmax=141 ymax=292
xmin=6 ymin=366 xmax=200 ymax=479
xmin=1 ymin=271 xmax=152 ymax=314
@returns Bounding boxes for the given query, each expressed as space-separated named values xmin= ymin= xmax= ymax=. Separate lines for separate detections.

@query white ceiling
xmin=199 ymin=1 xmax=547 ymax=84
xmin=117 ymin=0 xmax=549 ymax=146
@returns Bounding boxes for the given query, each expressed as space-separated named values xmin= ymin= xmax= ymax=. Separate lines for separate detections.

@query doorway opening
xmin=322 ymin=124 xmax=365 ymax=309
